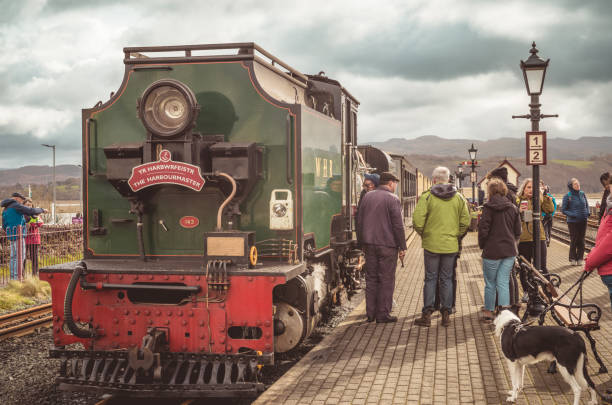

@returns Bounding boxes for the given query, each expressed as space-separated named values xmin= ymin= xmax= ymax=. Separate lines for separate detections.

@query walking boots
xmin=441 ymin=309 xmax=451 ymax=327
xmin=414 ymin=311 xmax=432 ymax=327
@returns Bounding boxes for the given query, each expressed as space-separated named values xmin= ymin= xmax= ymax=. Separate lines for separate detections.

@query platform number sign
xmin=526 ymin=131 xmax=546 ymax=165
xmin=470 ymin=171 xmax=477 ymax=183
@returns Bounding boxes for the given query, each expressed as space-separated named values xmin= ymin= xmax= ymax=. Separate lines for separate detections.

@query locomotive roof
xmin=123 ymin=42 xmax=359 ymax=105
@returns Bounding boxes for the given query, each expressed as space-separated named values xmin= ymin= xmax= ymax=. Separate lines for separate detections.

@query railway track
xmin=551 ymin=226 xmax=595 ymax=252
xmin=0 ymin=303 xmax=53 ymax=341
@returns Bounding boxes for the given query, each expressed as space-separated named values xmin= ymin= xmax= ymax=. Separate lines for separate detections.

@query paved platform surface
xmin=254 ymin=233 xmax=612 ymax=404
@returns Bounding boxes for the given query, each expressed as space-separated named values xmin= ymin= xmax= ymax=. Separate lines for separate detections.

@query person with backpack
xmin=561 ymin=178 xmax=590 ymax=266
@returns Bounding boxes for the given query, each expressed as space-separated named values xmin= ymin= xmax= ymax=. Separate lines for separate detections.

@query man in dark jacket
xmin=488 ymin=167 xmax=518 ymax=206
xmin=1 ymin=192 xmax=46 ymax=280
xmin=599 ymin=172 xmax=610 ymax=224
xmin=357 ymin=172 xmax=407 ymax=323
xmin=355 ymin=173 xmax=380 ymax=246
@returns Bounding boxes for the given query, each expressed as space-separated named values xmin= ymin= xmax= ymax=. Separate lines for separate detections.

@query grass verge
xmin=551 ymin=159 xmax=594 ymax=168
xmin=0 ymin=278 xmax=51 ymax=312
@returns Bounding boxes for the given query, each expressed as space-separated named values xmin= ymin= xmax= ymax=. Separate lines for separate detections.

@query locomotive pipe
xmin=79 ymin=281 xmax=201 ymax=292
xmin=215 ymin=171 xmax=236 ymax=231
xmin=137 ymin=215 xmax=145 ymax=261
xmin=64 ymin=262 xmax=96 ymax=339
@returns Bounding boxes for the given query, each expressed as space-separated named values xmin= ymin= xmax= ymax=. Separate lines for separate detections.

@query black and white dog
xmin=494 ymin=310 xmax=611 ymax=405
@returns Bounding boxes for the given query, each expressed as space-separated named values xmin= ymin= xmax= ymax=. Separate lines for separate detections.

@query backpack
xmin=566 ymin=191 xmax=588 ymax=212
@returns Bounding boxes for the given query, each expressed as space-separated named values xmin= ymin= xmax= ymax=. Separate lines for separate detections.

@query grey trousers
xmin=363 ymin=244 xmax=398 ymax=320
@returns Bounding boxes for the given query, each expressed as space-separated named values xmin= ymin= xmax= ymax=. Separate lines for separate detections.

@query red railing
xmin=0 ymin=224 xmax=82 ymax=286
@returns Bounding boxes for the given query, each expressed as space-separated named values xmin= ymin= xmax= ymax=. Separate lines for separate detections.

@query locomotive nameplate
xmin=180 ymin=216 xmax=199 ymax=228
xmin=128 ymin=150 xmax=205 ymax=192
xmin=207 ymin=237 xmax=245 ymax=257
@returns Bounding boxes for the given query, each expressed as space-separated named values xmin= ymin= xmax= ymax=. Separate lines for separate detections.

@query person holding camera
xmin=561 ymin=178 xmax=590 ymax=266
xmin=517 ymin=178 xmax=555 ymax=275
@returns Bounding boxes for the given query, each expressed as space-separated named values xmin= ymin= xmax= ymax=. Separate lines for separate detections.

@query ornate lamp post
xmin=512 ymin=42 xmax=558 ymax=271
xmin=468 ymin=144 xmax=478 ymax=204
xmin=455 ymin=164 xmax=465 ymax=189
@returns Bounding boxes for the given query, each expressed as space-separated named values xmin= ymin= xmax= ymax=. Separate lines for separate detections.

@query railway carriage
xmin=355 ymin=145 xmax=419 ymax=231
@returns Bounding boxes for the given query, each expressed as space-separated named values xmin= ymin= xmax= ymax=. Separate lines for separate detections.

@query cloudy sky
xmin=1 ymin=0 xmax=611 ymax=168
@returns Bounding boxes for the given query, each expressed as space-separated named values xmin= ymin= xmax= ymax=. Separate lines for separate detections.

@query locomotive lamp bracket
xmin=204 ymin=231 xmax=256 ymax=267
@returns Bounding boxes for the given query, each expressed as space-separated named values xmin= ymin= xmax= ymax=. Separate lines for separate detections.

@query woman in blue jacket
xmin=561 ymin=178 xmax=590 ymax=265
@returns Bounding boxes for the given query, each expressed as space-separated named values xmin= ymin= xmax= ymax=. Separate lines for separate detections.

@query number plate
xmin=526 ymin=131 xmax=546 ymax=165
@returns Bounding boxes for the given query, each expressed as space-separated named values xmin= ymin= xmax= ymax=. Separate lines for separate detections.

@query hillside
xmin=369 ymin=136 xmax=612 ymax=194
xmin=372 ymin=136 xmax=612 ymax=160
xmin=0 ymin=165 xmax=80 ymax=186
xmin=401 ymin=154 xmax=612 ymax=194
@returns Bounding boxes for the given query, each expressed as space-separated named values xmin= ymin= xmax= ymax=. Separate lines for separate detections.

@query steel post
xmin=531 ymin=94 xmax=541 ymax=271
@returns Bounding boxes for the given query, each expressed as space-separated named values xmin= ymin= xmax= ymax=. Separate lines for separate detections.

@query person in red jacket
xmin=584 ymin=184 xmax=612 ymax=309
xmin=24 ymin=198 xmax=44 ymax=276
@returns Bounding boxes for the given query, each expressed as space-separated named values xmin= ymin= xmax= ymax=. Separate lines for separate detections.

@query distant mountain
xmin=371 ymin=136 xmax=612 ymax=160
xmin=0 ymin=165 xmax=80 ymax=186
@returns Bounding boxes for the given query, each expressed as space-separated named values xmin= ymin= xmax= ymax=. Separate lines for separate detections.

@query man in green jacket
xmin=413 ymin=167 xmax=470 ymax=327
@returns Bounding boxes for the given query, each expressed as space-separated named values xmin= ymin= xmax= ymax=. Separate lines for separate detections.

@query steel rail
xmin=550 ymin=226 xmax=595 ymax=252
xmin=0 ymin=303 xmax=53 ymax=341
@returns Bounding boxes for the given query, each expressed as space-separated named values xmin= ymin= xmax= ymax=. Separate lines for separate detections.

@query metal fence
xmin=0 ymin=224 xmax=82 ymax=286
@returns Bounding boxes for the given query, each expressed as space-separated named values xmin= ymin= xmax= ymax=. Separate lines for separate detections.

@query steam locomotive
xmin=40 ymin=43 xmax=422 ymax=398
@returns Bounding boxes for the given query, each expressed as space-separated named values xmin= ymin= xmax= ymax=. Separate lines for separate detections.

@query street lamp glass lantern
xmin=468 ymin=144 xmax=477 ymax=161
xmin=520 ymin=42 xmax=549 ymax=96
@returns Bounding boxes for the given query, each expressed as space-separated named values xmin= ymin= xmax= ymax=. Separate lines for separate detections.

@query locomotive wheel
xmin=274 ymin=302 xmax=304 ymax=353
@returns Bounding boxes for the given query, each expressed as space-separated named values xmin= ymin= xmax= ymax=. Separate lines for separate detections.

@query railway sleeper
xmin=51 ymin=349 xmax=265 ymax=398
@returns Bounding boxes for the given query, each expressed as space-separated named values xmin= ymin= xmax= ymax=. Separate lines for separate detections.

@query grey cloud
xmin=1 ymin=0 xmax=612 ymax=168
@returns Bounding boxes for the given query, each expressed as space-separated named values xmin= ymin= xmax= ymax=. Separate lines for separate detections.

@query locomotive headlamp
xmin=138 ymin=79 xmax=199 ymax=137
xmin=272 ymin=203 xmax=287 ymax=217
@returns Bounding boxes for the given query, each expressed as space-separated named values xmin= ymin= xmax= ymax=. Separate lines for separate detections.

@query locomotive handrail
xmin=286 ymin=115 xmax=293 ymax=185
xmin=123 ymin=42 xmax=308 ymax=83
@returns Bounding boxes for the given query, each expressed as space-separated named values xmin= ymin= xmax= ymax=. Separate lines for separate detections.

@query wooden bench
xmin=517 ymin=256 xmax=607 ymax=374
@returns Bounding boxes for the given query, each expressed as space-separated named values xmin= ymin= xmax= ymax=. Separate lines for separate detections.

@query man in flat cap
xmin=357 ymin=171 xmax=407 ymax=323
xmin=2 ymin=192 xmax=46 ymax=280
xmin=413 ymin=167 xmax=470 ymax=327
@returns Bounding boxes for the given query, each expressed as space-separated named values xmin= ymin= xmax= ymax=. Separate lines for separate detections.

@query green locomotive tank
xmin=40 ymin=43 xmax=365 ymax=397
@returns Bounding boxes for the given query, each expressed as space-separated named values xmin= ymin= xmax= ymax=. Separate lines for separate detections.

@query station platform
xmin=254 ymin=233 xmax=612 ymax=405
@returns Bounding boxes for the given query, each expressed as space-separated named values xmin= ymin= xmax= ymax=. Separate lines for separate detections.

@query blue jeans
xmin=423 ymin=250 xmax=457 ymax=313
xmin=601 ymin=274 xmax=612 ymax=310
xmin=9 ymin=238 xmax=25 ymax=280
xmin=482 ymin=257 xmax=515 ymax=311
